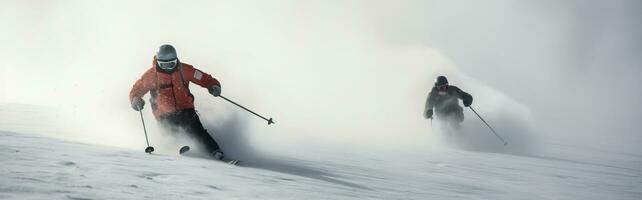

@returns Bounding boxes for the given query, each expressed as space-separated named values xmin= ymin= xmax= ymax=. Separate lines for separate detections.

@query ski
xmin=178 ymin=146 xmax=240 ymax=165
xmin=223 ymin=158 xmax=240 ymax=165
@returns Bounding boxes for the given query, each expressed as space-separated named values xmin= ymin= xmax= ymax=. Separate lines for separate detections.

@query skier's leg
xmin=434 ymin=111 xmax=454 ymax=136
xmin=455 ymin=106 xmax=465 ymax=123
xmin=181 ymin=109 xmax=221 ymax=154
xmin=157 ymin=113 xmax=183 ymax=137
xmin=449 ymin=118 xmax=461 ymax=129
xmin=448 ymin=107 xmax=464 ymax=129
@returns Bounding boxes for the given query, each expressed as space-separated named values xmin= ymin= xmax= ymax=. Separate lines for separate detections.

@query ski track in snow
xmin=1 ymin=131 xmax=641 ymax=200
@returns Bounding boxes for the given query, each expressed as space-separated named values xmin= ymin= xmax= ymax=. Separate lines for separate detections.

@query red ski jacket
xmin=129 ymin=58 xmax=220 ymax=117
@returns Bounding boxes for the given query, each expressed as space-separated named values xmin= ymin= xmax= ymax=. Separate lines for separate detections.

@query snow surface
xmin=1 ymin=129 xmax=640 ymax=200
xmin=0 ymin=103 xmax=640 ymax=200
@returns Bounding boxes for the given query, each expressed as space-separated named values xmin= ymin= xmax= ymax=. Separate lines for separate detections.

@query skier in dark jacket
xmin=424 ymin=76 xmax=473 ymax=128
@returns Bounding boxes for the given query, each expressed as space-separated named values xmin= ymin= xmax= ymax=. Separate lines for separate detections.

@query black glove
xmin=425 ymin=109 xmax=434 ymax=119
xmin=132 ymin=97 xmax=145 ymax=111
xmin=208 ymin=85 xmax=221 ymax=97
xmin=463 ymin=97 xmax=473 ymax=107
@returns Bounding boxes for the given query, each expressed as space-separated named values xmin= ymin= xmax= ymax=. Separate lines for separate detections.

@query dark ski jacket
xmin=424 ymin=85 xmax=472 ymax=116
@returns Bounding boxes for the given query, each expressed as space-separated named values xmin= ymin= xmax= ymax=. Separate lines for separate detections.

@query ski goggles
xmin=157 ymin=59 xmax=178 ymax=71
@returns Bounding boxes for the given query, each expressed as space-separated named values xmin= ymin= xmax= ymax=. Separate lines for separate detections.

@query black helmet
xmin=156 ymin=44 xmax=178 ymax=72
xmin=435 ymin=76 xmax=448 ymax=87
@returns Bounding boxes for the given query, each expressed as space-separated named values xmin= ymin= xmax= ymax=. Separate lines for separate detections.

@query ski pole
xmin=138 ymin=108 xmax=155 ymax=153
xmin=468 ymin=106 xmax=508 ymax=146
xmin=219 ymin=95 xmax=274 ymax=125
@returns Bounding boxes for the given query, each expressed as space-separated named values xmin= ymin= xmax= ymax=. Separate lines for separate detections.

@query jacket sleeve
xmin=129 ymin=68 xmax=154 ymax=103
xmin=456 ymin=87 xmax=473 ymax=103
xmin=424 ymin=88 xmax=436 ymax=116
xmin=425 ymin=90 xmax=435 ymax=111
xmin=182 ymin=65 xmax=220 ymax=88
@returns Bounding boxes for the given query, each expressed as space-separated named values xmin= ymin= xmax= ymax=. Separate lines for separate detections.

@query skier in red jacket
xmin=130 ymin=44 xmax=224 ymax=159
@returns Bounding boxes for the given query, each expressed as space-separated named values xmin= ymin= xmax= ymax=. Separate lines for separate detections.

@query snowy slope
xmin=2 ymin=130 xmax=640 ymax=200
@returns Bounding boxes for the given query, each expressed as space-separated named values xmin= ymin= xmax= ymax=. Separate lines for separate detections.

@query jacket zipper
xmin=170 ymin=73 xmax=179 ymax=112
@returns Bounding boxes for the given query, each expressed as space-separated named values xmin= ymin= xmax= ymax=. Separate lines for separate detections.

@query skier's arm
xmin=425 ymin=92 xmax=435 ymax=110
xmin=424 ymin=90 xmax=435 ymax=118
xmin=129 ymin=69 xmax=154 ymax=103
xmin=457 ymin=87 xmax=473 ymax=107
xmin=183 ymin=65 xmax=220 ymax=88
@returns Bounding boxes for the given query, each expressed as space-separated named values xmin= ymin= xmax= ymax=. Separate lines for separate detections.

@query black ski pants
xmin=157 ymin=109 xmax=220 ymax=153
xmin=436 ymin=105 xmax=464 ymax=128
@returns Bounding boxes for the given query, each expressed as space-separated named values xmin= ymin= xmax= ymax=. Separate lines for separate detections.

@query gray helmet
xmin=435 ymin=76 xmax=448 ymax=87
xmin=156 ymin=44 xmax=177 ymax=61
xmin=156 ymin=44 xmax=178 ymax=72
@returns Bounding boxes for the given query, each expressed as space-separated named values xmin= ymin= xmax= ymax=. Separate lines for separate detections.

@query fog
xmin=1 ymin=0 xmax=640 ymax=157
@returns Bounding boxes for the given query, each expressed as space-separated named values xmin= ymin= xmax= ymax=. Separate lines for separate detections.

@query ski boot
xmin=211 ymin=150 xmax=224 ymax=160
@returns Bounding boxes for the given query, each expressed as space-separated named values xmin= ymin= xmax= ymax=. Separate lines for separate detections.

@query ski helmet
xmin=435 ymin=76 xmax=448 ymax=87
xmin=156 ymin=44 xmax=178 ymax=71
